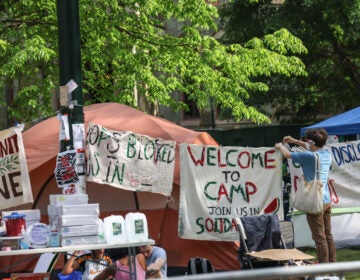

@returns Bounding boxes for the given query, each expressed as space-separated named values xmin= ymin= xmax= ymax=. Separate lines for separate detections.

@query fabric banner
xmin=0 ymin=125 xmax=33 ymax=210
xmin=327 ymin=140 xmax=360 ymax=207
xmin=287 ymin=139 xmax=360 ymax=209
xmin=86 ymin=123 xmax=175 ymax=196
xmin=179 ymin=144 xmax=283 ymax=241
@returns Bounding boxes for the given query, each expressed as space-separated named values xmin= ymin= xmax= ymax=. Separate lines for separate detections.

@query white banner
xmin=179 ymin=144 xmax=283 ymax=241
xmin=0 ymin=125 xmax=33 ymax=210
xmin=325 ymin=140 xmax=360 ymax=207
xmin=288 ymin=139 xmax=360 ymax=209
xmin=86 ymin=123 xmax=176 ymax=196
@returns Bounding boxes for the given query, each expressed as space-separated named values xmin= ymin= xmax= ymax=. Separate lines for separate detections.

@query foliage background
xmin=219 ymin=0 xmax=360 ymax=123
xmin=0 ymin=0 xmax=307 ymax=128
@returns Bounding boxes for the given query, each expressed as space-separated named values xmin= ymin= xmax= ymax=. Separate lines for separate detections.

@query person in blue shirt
xmin=275 ymin=128 xmax=336 ymax=263
xmin=139 ymin=244 xmax=167 ymax=278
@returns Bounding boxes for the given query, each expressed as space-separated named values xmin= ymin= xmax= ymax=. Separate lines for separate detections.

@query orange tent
xmin=1 ymin=103 xmax=239 ymax=275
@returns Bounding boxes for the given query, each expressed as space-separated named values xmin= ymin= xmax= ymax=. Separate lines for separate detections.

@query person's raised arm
xmin=62 ymin=251 xmax=80 ymax=275
xmin=275 ymin=142 xmax=291 ymax=159
xmin=283 ymin=135 xmax=307 ymax=149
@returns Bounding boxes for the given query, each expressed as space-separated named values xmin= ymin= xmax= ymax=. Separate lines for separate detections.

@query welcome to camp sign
xmin=179 ymin=143 xmax=283 ymax=241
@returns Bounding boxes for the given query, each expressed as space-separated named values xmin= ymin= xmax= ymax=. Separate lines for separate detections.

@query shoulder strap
xmin=314 ymin=152 xmax=320 ymax=179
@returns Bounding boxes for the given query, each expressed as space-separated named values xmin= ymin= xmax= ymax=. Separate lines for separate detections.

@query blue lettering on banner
xmin=331 ymin=143 xmax=360 ymax=166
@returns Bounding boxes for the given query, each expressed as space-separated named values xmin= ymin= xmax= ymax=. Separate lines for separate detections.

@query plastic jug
xmin=4 ymin=212 xmax=26 ymax=237
xmin=125 ymin=212 xmax=148 ymax=242
xmin=103 ymin=215 xmax=127 ymax=244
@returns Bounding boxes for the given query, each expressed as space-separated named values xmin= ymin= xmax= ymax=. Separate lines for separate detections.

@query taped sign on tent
xmin=0 ymin=125 xmax=33 ymax=210
xmin=54 ymin=150 xmax=79 ymax=186
xmin=86 ymin=123 xmax=176 ymax=196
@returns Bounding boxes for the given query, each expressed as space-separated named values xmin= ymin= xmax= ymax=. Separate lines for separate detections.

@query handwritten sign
xmin=323 ymin=140 xmax=360 ymax=207
xmin=0 ymin=125 xmax=33 ymax=210
xmin=86 ymin=123 xmax=176 ymax=196
xmin=179 ymin=143 xmax=283 ymax=241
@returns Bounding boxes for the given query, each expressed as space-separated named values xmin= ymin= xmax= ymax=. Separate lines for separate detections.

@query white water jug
xmin=103 ymin=215 xmax=127 ymax=244
xmin=125 ymin=212 xmax=148 ymax=242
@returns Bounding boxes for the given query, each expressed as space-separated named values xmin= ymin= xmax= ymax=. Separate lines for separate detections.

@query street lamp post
xmin=56 ymin=0 xmax=86 ymax=194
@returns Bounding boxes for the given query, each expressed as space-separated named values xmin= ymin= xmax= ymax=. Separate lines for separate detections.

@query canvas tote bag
xmin=293 ymin=153 xmax=323 ymax=214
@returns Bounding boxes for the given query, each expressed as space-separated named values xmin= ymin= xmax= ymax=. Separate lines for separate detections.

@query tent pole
xmin=32 ymin=174 xmax=54 ymax=209
xmin=133 ymin=192 xmax=139 ymax=210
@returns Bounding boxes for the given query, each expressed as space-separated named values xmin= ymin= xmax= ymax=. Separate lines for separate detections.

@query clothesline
xmin=13 ymin=112 xmax=58 ymax=130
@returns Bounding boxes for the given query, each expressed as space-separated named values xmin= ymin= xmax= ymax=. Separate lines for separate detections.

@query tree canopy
xmin=0 ymin=0 xmax=307 ymax=127
xmin=220 ymin=0 xmax=360 ymax=123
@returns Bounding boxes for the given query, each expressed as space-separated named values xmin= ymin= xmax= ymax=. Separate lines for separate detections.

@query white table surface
xmin=0 ymin=239 xmax=154 ymax=256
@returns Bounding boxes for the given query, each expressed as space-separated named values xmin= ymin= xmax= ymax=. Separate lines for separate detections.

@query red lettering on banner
xmin=265 ymin=150 xmax=276 ymax=169
xmin=217 ymin=183 xmax=230 ymax=202
xmin=294 ymin=175 xmax=300 ymax=192
xmin=245 ymin=182 xmax=257 ymax=202
xmin=187 ymin=145 xmax=205 ymax=166
xmin=196 ymin=217 xmax=239 ymax=234
xmin=187 ymin=145 xmax=278 ymax=169
xmin=0 ymin=135 xmax=19 ymax=158
xmin=237 ymin=151 xmax=251 ymax=168
xmin=328 ymin=179 xmax=339 ymax=204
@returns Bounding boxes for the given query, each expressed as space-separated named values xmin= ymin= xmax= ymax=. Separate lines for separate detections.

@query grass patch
xmin=300 ymin=247 xmax=360 ymax=280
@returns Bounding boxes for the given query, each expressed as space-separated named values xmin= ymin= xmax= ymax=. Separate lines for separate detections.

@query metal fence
xmin=169 ymin=261 xmax=360 ymax=280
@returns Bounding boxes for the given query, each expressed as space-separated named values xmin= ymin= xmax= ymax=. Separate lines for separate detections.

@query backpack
xmin=186 ymin=257 xmax=215 ymax=274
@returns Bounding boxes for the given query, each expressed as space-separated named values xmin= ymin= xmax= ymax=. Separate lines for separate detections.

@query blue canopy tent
xmin=300 ymin=106 xmax=360 ymax=136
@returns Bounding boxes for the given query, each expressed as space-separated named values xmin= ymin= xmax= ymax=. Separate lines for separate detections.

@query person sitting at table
xmin=62 ymin=249 xmax=112 ymax=280
xmin=139 ymin=244 xmax=167 ymax=279
xmin=93 ymin=247 xmax=146 ymax=280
